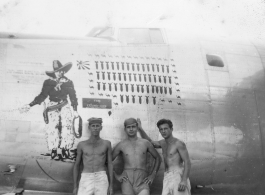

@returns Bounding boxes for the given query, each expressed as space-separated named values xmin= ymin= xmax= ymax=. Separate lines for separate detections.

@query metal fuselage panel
xmin=0 ymin=35 xmax=265 ymax=194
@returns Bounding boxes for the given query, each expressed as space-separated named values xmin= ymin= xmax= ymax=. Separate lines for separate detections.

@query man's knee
xmin=121 ymin=185 xmax=134 ymax=195
xmin=138 ymin=189 xmax=149 ymax=195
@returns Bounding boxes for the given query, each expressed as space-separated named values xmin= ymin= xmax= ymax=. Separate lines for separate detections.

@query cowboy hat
xmin=45 ymin=60 xmax=72 ymax=77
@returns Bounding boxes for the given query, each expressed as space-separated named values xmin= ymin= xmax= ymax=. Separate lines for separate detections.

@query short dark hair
xmin=156 ymin=119 xmax=173 ymax=129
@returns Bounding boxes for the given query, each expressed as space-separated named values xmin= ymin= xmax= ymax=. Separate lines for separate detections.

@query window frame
xmin=202 ymin=49 xmax=228 ymax=72
xmin=117 ymin=28 xmax=166 ymax=45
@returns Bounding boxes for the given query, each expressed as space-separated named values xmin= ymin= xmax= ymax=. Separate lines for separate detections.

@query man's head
xmin=45 ymin=60 xmax=72 ymax=78
xmin=157 ymin=119 xmax=173 ymax=139
xmin=55 ymin=70 xmax=65 ymax=79
xmin=88 ymin=117 xmax=103 ymax=136
xmin=124 ymin=118 xmax=138 ymax=137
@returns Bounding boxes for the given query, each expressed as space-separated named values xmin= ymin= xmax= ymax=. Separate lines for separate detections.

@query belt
xmin=124 ymin=168 xmax=147 ymax=172
xmin=43 ymin=100 xmax=68 ymax=124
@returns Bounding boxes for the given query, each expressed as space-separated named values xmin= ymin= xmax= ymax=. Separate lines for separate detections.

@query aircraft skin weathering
xmin=0 ymin=28 xmax=265 ymax=194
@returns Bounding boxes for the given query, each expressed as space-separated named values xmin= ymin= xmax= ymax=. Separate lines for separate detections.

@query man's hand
xmin=143 ymin=173 xmax=156 ymax=185
xmin=73 ymin=111 xmax=79 ymax=118
xmin=114 ymin=173 xmax=128 ymax=183
xmin=137 ymin=118 xmax=142 ymax=129
xmin=19 ymin=104 xmax=30 ymax=113
xmin=108 ymin=186 xmax=113 ymax=195
xmin=73 ymin=187 xmax=78 ymax=195
xmin=178 ymin=180 xmax=188 ymax=191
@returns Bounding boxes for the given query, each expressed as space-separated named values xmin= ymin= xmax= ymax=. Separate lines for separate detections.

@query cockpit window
xmin=150 ymin=28 xmax=164 ymax=44
xmin=95 ymin=27 xmax=113 ymax=37
xmin=206 ymin=54 xmax=224 ymax=67
xmin=119 ymin=29 xmax=150 ymax=44
xmin=119 ymin=28 xmax=164 ymax=44
xmin=88 ymin=27 xmax=113 ymax=38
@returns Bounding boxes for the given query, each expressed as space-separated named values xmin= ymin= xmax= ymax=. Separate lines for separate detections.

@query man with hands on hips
xmin=112 ymin=118 xmax=161 ymax=195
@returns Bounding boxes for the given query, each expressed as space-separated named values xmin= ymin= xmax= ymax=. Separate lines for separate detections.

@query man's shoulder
xmin=174 ymin=138 xmax=186 ymax=148
xmin=159 ymin=138 xmax=185 ymax=146
xmin=119 ymin=138 xmax=146 ymax=143
xmin=44 ymin=79 xmax=56 ymax=85
xmin=116 ymin=139 xmax=131 ymax=148
xmin=158 ymin=139 xmax=166 ymax=144
xmin=118 ymin=139 xmax=128 ymax=146
xmin=138 ymin=138 xmax=151 ymax=144
xmin=76 ymin=140 xmax=88 ymax=151
xmin=77 ymin=140 xmax=90 ymax=148
xmin=101 ymin=139 xmax=111 ymax=143
xmin=101 ymin=139 xmax=111 ymax=146
xmin=77 ymin=140 xmax=87 ymax=147
xmin=62 ymin=77 xmax=73 ymax=85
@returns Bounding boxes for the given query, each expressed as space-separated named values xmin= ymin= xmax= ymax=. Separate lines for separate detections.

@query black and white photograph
xmin=0 ymin=0 xmax=265 ymax=194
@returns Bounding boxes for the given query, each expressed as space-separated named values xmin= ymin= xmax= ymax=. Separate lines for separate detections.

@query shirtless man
xmin=137 ymin=118 xmax=191 ymax=195
xmin=73 ymin=118 xmax=113 ymax=195
xmin=112 ymin=118 xmax=161 ymax=195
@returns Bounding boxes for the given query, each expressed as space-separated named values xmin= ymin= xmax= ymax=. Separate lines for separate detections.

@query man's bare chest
xmin=83 ymin=144 xmax=107 ymax=156
xmin=161 ymin=144 xmax=179 ymax=159
xmin=122 ymin=142 xmax=147 ymax=156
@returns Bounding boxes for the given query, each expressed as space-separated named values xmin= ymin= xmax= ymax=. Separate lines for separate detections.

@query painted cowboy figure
xmin=23 ymin=60 xmax=79 ymax=161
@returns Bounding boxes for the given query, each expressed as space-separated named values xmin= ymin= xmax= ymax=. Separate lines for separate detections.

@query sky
xmin=0 ymin=0 xmax=264 ymax=40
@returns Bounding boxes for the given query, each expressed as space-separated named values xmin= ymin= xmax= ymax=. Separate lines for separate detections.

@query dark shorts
xmin=121 ymin=168 xmax=150 ymax=195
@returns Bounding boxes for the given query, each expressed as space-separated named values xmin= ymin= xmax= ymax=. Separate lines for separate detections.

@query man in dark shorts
xmin=138 ymin=118 xmax=191 ymax=195
xmin=73 ymin=118 xmax=113 ymax=195
xmin=112 ymin=118 xmax=161 ymax=195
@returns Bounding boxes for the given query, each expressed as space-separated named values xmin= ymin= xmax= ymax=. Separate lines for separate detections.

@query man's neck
xmin=89 ymin=135 xmax=101 ymax=142
xmin=127 ymin=135 xmax=138 ymax=141
xmin=165 ymin=135 xmax=175 ymax=144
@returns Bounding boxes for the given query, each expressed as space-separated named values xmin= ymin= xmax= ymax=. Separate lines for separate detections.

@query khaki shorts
xmin=162 ymin=168 xmax=191 ymax=195
xmin=121 ymin=168 xmax=150 ymax=195
xmin=78 ymin=171 xmax=108 ymax=195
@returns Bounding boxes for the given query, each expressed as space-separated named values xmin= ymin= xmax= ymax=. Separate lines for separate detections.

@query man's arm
xmin=143 ymin=141 xmax=162 ymax=185
xmin=20 ymin=80 xmax=50 ymax=113
xmin=112 ymin=142 xmax=128 ymax=183
xmin=137 ymin=118 xmax=161 ymax=148
xmin=73 ymin=143 xmax=83 ymax=195
xmin=177 ymin=141 xmax=191 ymax=191
xmin=112 ymin=142 xmax=121 ymax=161
xmin=112 ymin=143 xmax=120 ymax=180
xmin=107 ymin=141 xmax=113 ymax=195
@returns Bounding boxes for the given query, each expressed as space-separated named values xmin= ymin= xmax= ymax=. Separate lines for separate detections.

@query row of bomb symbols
xmin=111 ymin=95 xmax=182 ymax=106
xmin=75 ymin=60 xmax=178 ymax=84
xmin=96 ymin=71 xmax=176 ymax=84
xmin=119 ymin=95 xmax=157 ymax=105
xmin=95 ymin=82 xmax=175 ymax=95
xmin=86 ymin=70 xmax=180 ymax=93
xmin=95 ymin=61 xmax=176 ymax=73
